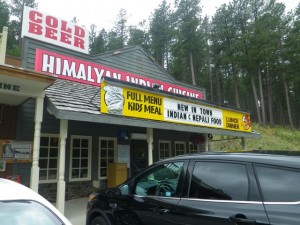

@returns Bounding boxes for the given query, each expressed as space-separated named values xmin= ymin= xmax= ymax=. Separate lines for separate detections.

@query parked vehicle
xmin=0 ymin=178 xmax=72 ymax=225
xmin=86 ymin=152 xmax=300 ymax=225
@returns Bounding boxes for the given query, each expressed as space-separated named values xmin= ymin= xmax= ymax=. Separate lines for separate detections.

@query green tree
xmin=0 ymin=0 xmax=9 ymax=29
xmin=210 ymin=2 xmax=242 ymax=108
xmin=106 ymin=31 xmax=122 ymax=51
xmin=170 ymin=0 xmax=202 ymax=85
xmin=194 ymin=16 xmax=211 ymax=100
xmin=9 ymin=0 xmax=38 ymax=49
xmin=281 ymin=4 xmax=300 ymax=128
xmin=127 ymin=21 xmax=150 ymax=51
xmin=90 ymin=27 xmax=108 ymax=54
xmin=149 ymin=0 xmax=172 ymax=69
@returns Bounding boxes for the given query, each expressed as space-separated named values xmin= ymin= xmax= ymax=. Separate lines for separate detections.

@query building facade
xmin=0 ymin=8 xmax=259 ymax=214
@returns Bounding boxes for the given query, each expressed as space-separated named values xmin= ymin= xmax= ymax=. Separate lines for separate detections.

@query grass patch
xmin=209 ymin=123 xmax=300 ymax=152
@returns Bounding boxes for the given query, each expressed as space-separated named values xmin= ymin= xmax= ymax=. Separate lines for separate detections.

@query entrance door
xmin=130 ymin=140 xmax=148 ymax=176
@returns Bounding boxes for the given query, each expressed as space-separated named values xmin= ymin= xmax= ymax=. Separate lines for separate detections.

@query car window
xmin=134 ymin=161 xmax=184 ymax=197
xmin=255 ymin=166 xmax=300 ymax=202
xmin=0 ymin=200 xmax=63 ymax=225
xmin=189 ymin=162 xmax=249 ymax=201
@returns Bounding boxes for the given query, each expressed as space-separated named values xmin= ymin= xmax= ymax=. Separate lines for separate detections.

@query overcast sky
xmin=36 ymin=0 xmax=298 ymax=30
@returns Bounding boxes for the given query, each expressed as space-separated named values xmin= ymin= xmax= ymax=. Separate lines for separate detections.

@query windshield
xmin=0 ymin=200 xmax=64 ymax=225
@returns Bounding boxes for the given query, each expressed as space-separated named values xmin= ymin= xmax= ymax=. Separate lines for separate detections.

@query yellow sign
xmin=101 ymin=82 xmax=163 ymax=121
xmin=101 ymin=82 xmax=252 ymax=133
xmin=223 ymin=110 xmax=251 ymax=132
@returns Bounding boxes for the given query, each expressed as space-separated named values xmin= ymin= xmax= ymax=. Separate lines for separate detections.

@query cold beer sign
xmin=22 ymin=6 xmax=89 ymax=53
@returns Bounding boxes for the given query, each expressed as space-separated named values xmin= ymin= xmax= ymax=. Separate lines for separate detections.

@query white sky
xmin=36 ymin=0 xmax=299 ymax=30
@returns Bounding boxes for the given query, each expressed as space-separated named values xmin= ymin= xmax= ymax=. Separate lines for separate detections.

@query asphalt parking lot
xmin=65 ymin=197 xmax=87 ymax=225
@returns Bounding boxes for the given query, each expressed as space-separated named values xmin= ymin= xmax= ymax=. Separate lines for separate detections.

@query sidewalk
xmin=65 ymin=197 xmax=88 ymax=225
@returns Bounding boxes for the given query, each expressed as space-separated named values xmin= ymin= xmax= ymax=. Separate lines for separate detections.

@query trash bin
xmin=107 ymin=163 xmax=127 ymax=188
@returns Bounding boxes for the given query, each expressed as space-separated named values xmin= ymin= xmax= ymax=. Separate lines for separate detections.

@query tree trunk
xmin=251 ymin=76 xmax=262 ymax=125
xmin=216 ymin=67 xmax=222 ymax=106
xmin=209 ymin=63 xmax=213 ymax=102
xmin=267 ymin=67 xmax=274 ymax=127
xmin=278 ymin=100 xmax=286 ymax=126
xmin=232 ymin=62 xmax=240 ymax=108
xmin=282 ymin=70 xmax=293 ymax=129
xmin=258 ymin=66 xmax=266 ymax=125
xmin=190 ymin=50 xmax=196 ymax=86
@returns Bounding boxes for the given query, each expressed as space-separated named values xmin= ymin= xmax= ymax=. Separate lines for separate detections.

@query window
xmin=158 ymin=141 xmax=171 ymax=160
xmin=189 ymin=142 xmax=198 ymax=154
xmin=175 ymin=141 xmax=186 ymax=156
xmin=255 ymin=166 xmax=300 ymax=202
xmin=99 ymin=138 xmax=117 ymax=179
xmin=69 ymin=136 xmax=91 ymax=181
xmin=39 ymin=135 xmax=59 ymax=183
xmin=0 ymin=201 xmax=63 ymax=225
xmin=189 ymin=162 xmax=249 ymax=201
xmin=134 ymin=161 xmax=184 ymax=197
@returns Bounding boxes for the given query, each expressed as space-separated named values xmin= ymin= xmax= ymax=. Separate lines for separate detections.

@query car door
xmin=254 ymin=165 xmax=300 ymax=225
xmin=175 ymin=160 xmax=270 ymax=225
xmin=116 ymin=160 xmax=188 ymax=225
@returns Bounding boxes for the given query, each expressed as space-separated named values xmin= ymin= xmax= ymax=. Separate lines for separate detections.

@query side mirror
xmin=119 ymin=184 xmax=130 ymax=196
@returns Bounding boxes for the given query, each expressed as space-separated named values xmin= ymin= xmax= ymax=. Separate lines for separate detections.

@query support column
xmin=241 ymin=137 xmax=245 ymax=150
xmin=30 ymin=96 xmax=44 ymax=192
xmin=204 ymin=134 xmax=209 ymax=151
xmin=56 ymin=119 xmax=68 ymax=214
xmin=147 ymin=128 xmax=153 ymax=165
xmin=0 ymin=26 xmax=8 ymax=64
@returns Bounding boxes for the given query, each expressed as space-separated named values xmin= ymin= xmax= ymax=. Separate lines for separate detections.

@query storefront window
xmin=69 ymin=136 xmax=91 ymax=181
xmin=158 ymin=141 xmax=171 ymax=160
xmin=98 ymin=138 xmax=116 ymax=179
xmin=175 ymin=141 xmax=186 ymax=156
xmin=189 ymin=142 xmax=198 ymax=154
xmin=39 ymin=135 xmax=59 ymax=183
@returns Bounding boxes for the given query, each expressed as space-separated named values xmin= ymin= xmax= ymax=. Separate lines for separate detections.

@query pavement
xmin=65 ymin=197 xmax=88 ymax=225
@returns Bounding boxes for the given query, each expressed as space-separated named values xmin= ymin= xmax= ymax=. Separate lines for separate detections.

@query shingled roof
xmin=45 ymin=79 xmax=101 ymax=115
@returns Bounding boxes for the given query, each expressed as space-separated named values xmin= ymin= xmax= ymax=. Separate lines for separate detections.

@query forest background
xmin=1 ymin=0 xmax=300 ymax=137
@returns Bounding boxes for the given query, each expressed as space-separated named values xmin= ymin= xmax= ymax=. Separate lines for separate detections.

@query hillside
xmin=209 ymin=123 xmax=300 ymax=152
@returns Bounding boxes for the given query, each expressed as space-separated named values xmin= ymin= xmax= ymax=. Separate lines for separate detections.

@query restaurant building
xmin=0 ymin=7 xmax=259 ymax=213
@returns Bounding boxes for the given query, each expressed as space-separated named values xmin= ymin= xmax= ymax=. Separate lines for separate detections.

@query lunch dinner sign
xmin=100 ymin=81 xmax=252 ymax=133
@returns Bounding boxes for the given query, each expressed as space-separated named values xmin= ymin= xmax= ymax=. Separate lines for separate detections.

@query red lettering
xmin=45 ymin=16 xmax=58 ymax=28
xmin=29 ymin=10 xmax=42 ymax=23
xmin=28 ymin=22 xmax=43 ymax=35
xmin=45 ymin=27 xmax=58 ymax=40
xmin=61 ymin=21 xmax=72 ymax=33
xmin=60 ymin=32 xmax=72 ymax=44
xmin=74 ymin=26 xmax=85 ymax=37
xmin=74 ymin=37 xmax=85 ymax=49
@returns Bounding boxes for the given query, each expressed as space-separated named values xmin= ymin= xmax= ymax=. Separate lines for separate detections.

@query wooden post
xmin=30 ymin=96 xmax=44 ymax=192
xmin=147 ymin=128 xmax=153 ymax=165
xmin=56 ymin=119 xmax=68 ymax=214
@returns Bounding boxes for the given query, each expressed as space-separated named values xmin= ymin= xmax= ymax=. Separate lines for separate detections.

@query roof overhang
xmin=47 ymin=99 xmax=260 ymax=138
xmin=0 ymin=64 xmax=56 ymax=106
xmin=46 ymin=77 xmax=260 ymax=139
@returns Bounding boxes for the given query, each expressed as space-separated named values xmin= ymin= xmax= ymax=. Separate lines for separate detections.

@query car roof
xmin=0 ymin=178 xmax=47 ymax=202
xmin=0 ymin=178 xmax=71 ymax=225
xmin=159 ymin=152 xmax=300 ymax=169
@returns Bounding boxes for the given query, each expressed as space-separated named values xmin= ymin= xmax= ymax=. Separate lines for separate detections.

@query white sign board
xmin=22 ymin=6 xmax=89 ymax=54
xmin=117 ymin=145 xmax=130 ymax=167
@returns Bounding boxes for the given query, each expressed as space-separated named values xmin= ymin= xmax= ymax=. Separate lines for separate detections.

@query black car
xmin=86 ymin=152 xmax=300 ymax=225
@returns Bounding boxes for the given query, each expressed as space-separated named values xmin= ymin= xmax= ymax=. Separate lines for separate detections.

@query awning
xmin=45 ymin=78 xmax=260 ymax=139
xmin=0 ymin=64 xmax=56 ymax=106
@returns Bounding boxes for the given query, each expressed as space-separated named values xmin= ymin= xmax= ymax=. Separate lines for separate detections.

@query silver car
xmin=0 ymin=178 xmax=72 ymax=225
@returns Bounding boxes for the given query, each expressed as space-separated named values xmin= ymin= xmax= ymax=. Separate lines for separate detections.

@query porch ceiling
xmin=0 ymin=64 xmax=56 ymax=106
